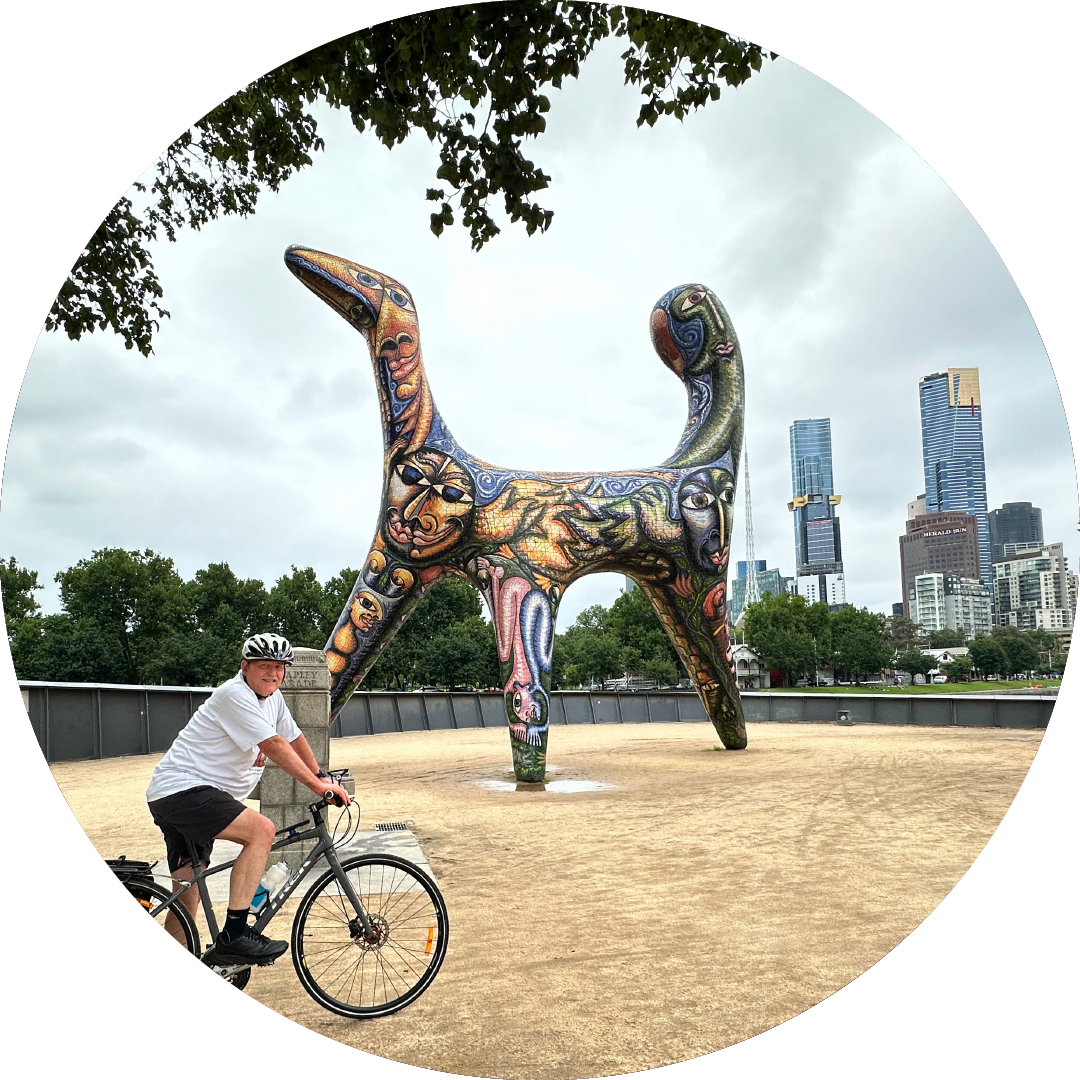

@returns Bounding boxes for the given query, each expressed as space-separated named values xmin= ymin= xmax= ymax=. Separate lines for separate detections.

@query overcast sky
xmin=1 ymin=36 xmax=1073 ymax=626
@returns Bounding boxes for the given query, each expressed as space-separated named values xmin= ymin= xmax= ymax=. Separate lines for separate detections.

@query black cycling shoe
xmin=212 ymin=927 xmax=288 ymax=965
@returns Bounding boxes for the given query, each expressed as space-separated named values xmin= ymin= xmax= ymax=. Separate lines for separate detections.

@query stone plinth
xmin=259 ymin=647 xmax=331 ymax=871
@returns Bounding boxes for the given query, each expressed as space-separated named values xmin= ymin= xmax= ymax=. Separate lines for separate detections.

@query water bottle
xmin=249 ymin=861 xmax=290 ymax=914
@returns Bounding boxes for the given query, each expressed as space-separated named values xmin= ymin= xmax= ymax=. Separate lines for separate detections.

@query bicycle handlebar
xmin=317 ymin=768 xmax=353 ymax=808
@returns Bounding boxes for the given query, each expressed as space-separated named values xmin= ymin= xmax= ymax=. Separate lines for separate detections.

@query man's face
xmin=241 ymin=659 xmax=286 ymax=697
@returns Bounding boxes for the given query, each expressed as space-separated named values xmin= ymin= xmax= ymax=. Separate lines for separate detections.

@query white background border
xmin=1 ymin=2 xmax=1074 ymax=1075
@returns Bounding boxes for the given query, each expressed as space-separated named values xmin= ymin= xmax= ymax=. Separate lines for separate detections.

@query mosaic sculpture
xmin=285 ymin=246 xmax=747 ymax=782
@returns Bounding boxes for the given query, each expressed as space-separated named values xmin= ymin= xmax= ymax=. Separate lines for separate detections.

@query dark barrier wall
xmin=23 ymin=683 xmax=214 ymax=763
xmin=22 ymin=682 xmax=1055 ymax=763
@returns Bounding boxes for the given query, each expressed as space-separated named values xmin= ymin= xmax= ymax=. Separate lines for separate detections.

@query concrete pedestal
xmin=257 ymin=647 xmax=331 ymax=871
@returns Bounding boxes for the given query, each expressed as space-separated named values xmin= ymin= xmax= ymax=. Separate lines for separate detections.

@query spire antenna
xmin=743 ymin=445 xmax=759 ymax=606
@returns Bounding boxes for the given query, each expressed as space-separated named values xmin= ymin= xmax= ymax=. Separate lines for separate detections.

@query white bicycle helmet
xmin=242 ymin=633 xmax=294 ymax=665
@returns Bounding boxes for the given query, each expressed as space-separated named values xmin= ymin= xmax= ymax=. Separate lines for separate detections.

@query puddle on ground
xmin=476 ymin=778 xmax=612 ymax=793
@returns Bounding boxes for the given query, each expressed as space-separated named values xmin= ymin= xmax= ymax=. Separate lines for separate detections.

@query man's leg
xmin=208 ymin=807 xmax=288 ymax=962
xmin=214 ymin=808 xmax=276 ymax=917
xmin=166 ymin=862 xmax=204 ymax=944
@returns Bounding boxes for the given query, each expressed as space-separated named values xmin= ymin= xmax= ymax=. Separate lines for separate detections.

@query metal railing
xmin=21 ymin=681 xmax=1054 ymax=763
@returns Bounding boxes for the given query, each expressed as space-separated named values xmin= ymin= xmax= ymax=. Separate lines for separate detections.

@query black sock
xmin=221 ymin=908 xmax=250 ymax=941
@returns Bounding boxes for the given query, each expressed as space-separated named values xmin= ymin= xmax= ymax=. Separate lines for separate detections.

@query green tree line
xmin=4 ymin=552 xmax=1063 ymax=689
xmin=0 ymin=551 xmax=682 ymax=691
xmin=1 ymin=549 xmax=500 ymax=689
xmin=739 ymin=590 xmax=1066 ymax=685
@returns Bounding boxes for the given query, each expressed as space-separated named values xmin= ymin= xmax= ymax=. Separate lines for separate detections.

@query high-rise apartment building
xmin=910 ymin=573 xmax=992 ymax=637
xmin=788 ymin=418 xmax=845 ymax=607
xmin=899 ymin=509 xmax=981 ymax=620
xmin=993 ymin=543 xmax=1076 ymax=635
xmin=989 ymin=502 xmax=1043 ymax=563
xmin=797 ymin=573 xmax=846 ymax=607
xmin=918 ymin=369 xmax=991 ymax=584
xmin=729 ymin=561 xmax=793 ymax=624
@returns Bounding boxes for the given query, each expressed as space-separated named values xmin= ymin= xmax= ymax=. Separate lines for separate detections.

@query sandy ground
xmin=52 ymin=721 xmax=1042 ymax=1079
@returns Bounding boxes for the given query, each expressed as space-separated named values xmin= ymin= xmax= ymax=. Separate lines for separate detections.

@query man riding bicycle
xmin=145 ymin=633 xmax=351 ymax=964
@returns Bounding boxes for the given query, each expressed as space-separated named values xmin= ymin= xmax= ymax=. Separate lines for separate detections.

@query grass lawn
xmin=764 ymin=681 xmax=1060 ymax=695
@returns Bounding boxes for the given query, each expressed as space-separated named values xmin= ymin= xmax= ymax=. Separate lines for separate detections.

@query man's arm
xmin=289 ymin=732 xmax=323 ymax=777
xmin=258 ymin=734 xmax=350 ymax=805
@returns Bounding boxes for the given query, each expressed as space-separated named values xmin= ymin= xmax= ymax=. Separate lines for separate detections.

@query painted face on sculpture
xmin=679 ymin=468 xmax=734 ymax=572
xmin=386 ymin=449 xmax=475 ymax=559
xmin=650 ymin=284 xmax=736 ymax=378
xmin=376 ymin=281 xmax=421 ymax=386
xmin=349 ymin=590 xmax=383 ymax=633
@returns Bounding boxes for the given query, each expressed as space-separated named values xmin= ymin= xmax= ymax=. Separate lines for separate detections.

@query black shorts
xmin=148 ymin=785 xmax=247 ymax=873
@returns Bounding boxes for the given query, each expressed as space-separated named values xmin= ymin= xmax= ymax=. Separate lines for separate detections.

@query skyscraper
xmin=918 ymin=369 xmax=991 ymax=585
xmin=788 ymin=418 xmax=845 ymax=607
xmin=899 ymin=507 xmax=982 ymax=621
xmin=989 ymin=502 xmax=1044 ymax=563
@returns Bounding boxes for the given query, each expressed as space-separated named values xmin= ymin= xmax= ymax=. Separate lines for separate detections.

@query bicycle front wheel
xmin=123 ymin=876 xmax=200 ymax=956
xmin=292 ymin=854 xmax=448 ymax=1019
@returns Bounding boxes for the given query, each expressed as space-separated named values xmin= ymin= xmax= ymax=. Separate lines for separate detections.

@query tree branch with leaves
xmin=45 ymin=2 xmax=772 ymax=355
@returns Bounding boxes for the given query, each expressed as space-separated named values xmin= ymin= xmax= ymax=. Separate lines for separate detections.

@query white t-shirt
xmin=146 ymin=672 xmax=302 ymax=802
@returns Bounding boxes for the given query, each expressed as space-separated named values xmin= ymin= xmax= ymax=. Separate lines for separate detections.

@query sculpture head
xmin=385 ymin=448 xmax=476 ymax=560
xmin=649 ymin=283 xmax=737 ymax=379
xmin=283 ymin=246 xmax=417 ymax=353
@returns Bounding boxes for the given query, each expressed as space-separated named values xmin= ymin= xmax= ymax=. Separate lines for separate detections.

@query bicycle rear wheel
xmin=123 ymin=876 xmax=200 ymax=956
xmin=292 ymin=854 xmax=448 ymax=1019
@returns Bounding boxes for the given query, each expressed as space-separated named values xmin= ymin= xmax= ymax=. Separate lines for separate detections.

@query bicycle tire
xmin=291 ymin=854 xmax=448 ymax=1019
xmin=123 ymin=876 xmax=200 ymax=956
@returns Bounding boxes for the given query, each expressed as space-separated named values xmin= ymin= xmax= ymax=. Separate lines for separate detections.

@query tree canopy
xmin=990 ymin=625 xmax=1041 ymax=675
xmin=0 ymin=557 xmax=42 ymax=632
xmin=2 ymin=549 xmax=685 ymax=691
xmin=894 ymin=648 xmax=935 ymax=678
xmin=5 ymin=550 xmax=371 ymax=686
xmin=45 ymin=2 xmax=772 ymax=356
xmin=740 ymin=591 xmax=820 ymax=686
xmin=967 ymin=636 xmax=1008 ymax=679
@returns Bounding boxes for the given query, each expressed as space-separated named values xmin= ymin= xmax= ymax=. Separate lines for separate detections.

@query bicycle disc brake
xmin=349 ymin=912 xmax=390 ymax=950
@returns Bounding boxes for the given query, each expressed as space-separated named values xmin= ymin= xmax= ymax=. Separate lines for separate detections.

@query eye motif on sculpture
xmin=285 ymin=247 xmax=747 ymax=783
xmin=349 ymin=590 xmax=383 ymax=633
xmin=679 ymin=468 xmax=735 ymax=573
xmin=386 ymin=450 xmax=475 ymax=560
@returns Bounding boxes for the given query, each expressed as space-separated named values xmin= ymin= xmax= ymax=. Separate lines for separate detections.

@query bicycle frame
xmin=148 ymin=799 xmax=375 ymax=945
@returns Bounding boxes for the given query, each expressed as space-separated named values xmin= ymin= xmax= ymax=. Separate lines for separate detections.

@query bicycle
xmin=107 ymin=769 xmax=448 ymax=1018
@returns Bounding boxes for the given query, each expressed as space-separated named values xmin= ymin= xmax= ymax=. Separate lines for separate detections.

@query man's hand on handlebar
xmin=321 ymin=782 xmax=351 ymax=808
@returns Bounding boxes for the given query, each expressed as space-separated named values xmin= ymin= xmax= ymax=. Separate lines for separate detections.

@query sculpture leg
xmin=470 ymin=556 xmax=556 ymax=782
xmin=324 ymin=547 xmax=439 ymax=716
xmin=637 ymin=579 xmax=747 ymax=749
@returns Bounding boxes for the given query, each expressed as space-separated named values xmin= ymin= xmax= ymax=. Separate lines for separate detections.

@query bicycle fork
xmin=321 ymin=843 xmax=380 ymax=944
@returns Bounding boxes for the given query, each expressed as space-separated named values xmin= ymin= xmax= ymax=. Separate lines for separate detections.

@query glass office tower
xmin=988 ymin=502 xmax=1043 ymax=563
xmin=918 ymin=369 xmax=991 ymax=586
xmin=788 ymin=418 xmax=845 ymax=605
